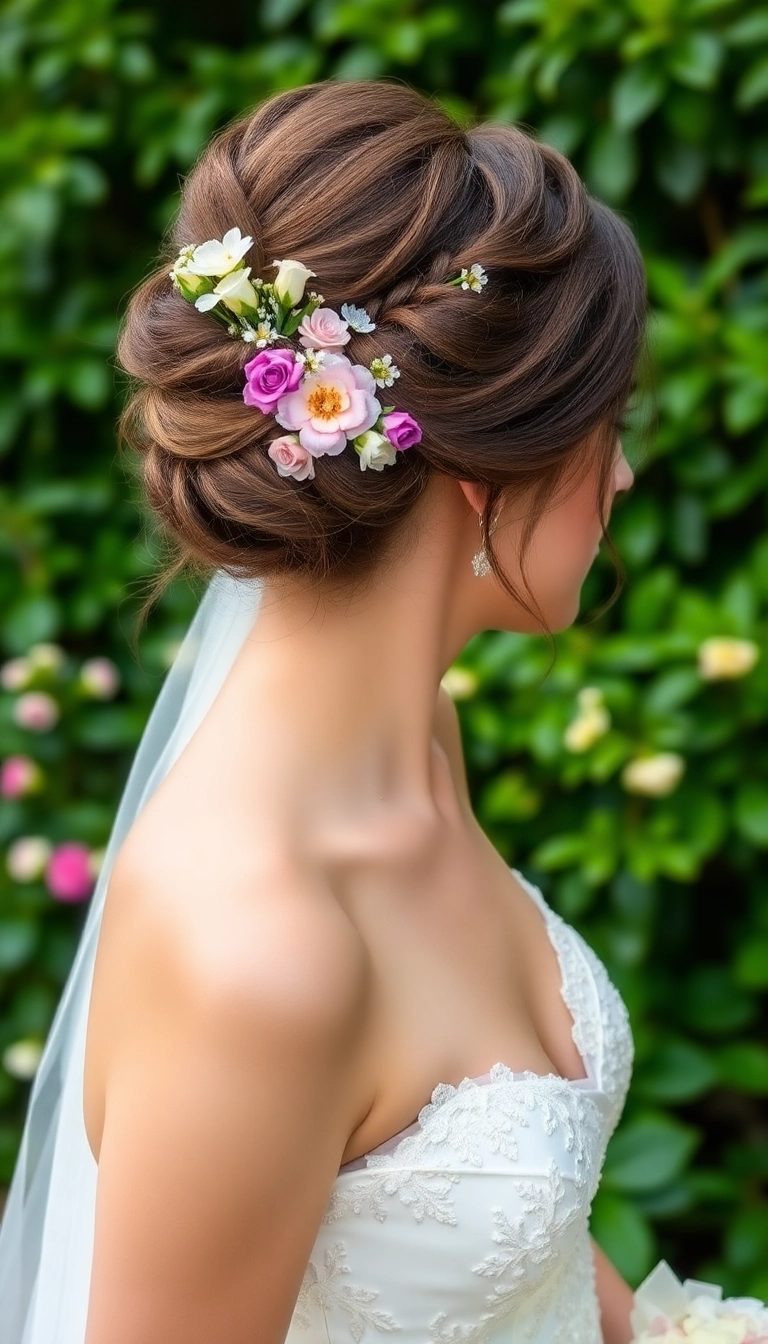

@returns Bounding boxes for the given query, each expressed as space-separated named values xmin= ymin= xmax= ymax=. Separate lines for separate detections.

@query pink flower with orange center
xmin=274 ymin=353 xmax=380 ymax=456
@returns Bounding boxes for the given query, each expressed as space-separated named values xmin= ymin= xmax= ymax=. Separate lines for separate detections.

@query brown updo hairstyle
xmin=117 ymin=78 xmax=649 ymax=639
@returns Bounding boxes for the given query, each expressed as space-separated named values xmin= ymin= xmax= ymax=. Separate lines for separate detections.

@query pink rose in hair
xmin=243 ymin=348 xmax=303 ymax=414
xmin=268 ymin=435 xmax=316 ymax=481
xmin=298 ymin=308 xmax=350 ymax=352
xmin=275 ymin=353 xmax=380 ymax=456
xmin=382 ymin=409 xmax=422 ymax=450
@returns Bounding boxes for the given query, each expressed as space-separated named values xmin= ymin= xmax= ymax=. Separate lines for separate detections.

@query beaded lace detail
xmin=288 ymin=868 xmax=634 ymax=1343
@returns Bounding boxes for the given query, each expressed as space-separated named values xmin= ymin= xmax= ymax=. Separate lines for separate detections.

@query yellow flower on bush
xmin=698 ymin=637 xmax=760 ymax=680
xmin=441 ymin=667 xmax=478 ymax=700
xmin=621 ymin=752 xmax=685 ymax=797
xmin=564 ymin=687 xmax=610 ymax=752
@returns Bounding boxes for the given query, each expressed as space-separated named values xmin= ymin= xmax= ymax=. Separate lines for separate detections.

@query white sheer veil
xmin=0 ymin=567 xmax=265 ymax=1343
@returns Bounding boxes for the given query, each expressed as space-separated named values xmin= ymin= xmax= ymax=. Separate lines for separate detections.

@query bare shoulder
xmin=100 ymin=822 xmax=372 ymax=1073
xmin=85 ymin=830 xmax=372 ymax=1344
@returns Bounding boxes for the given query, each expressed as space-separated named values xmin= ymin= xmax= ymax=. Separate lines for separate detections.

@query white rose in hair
xmin=272 ymin=258 xmax=317 ymax=307
xmin=195 ymin=267 xmax=259 ymax=316
xmin=355 ymin=430 xmax=397 ymax=472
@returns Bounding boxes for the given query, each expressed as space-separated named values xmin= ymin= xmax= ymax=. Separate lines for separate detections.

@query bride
xmin=0 ymin=78 xmax=647 ymax=1343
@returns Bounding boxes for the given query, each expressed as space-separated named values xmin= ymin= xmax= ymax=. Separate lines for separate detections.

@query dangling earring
xmin=471 ymin=512 xmax=492 ymax=578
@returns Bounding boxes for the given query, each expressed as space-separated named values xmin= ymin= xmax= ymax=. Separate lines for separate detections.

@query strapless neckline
xmin=338 ymin=866 xmax=599 ymax=1174
xmin=293 ymin=863 xmax=634 ymax=1343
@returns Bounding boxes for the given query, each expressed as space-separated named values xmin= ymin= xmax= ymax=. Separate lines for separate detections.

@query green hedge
xmin=1 ymin=0 xmax=767 ymax=1295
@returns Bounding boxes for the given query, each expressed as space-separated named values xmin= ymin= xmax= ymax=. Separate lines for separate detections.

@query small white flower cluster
xmin=448 ymin=262 xmax=488 ymax=293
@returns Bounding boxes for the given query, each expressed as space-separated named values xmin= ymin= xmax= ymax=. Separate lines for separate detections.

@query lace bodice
xmin=285 ymin=867 xmax=634 ymax=1343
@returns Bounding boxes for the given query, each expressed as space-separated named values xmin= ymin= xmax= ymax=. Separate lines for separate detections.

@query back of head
xmin=117 ymin=78 xmax=648 ymax=604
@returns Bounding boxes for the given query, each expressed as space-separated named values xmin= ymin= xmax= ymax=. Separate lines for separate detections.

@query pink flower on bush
xmin=275 ymin=353 xmax=380 ymax=456
xmin=0 ymin=754 xmax=43 ymax=798
xmin=0 ymin=657 xmax=32 ymax=691
xmin=243 ymin=348 xmax=303 ymax=413
xmin=267 ymin=435 xmax=316 ymax=481
xmin=45 ymin=842 xmax=95 ymax=903
xmin=382 ymin=409 xmax=422 ymax=450
xmin=13 ymin=690 xmax=60 ymax=731
xmin=297 ymin=308 xmax=350 ymax=352
xmin=79 ymin=656 xmax=120 ymax=699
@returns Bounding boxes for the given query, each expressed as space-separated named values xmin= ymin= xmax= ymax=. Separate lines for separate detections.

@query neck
xmin=227 ymin=478 xmax=479 ymax=827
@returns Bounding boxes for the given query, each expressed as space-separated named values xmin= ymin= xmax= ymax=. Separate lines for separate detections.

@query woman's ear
xmin=457 ymin=480 xmax=490 ymax=516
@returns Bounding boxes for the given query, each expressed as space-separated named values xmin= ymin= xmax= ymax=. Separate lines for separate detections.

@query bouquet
xmin=630 ymin=1261 xmax=768 ymax=1342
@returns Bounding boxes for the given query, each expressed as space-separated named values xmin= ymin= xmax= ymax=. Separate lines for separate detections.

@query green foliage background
xmin=1 ymin=0 xmax=767 ymax=1296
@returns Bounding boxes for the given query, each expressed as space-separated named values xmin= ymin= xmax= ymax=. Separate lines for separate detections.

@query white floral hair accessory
xmin=447 ymin=262 xmax=488 ymax=292
xmin=169 ymin=230 xmax=488 ymax=478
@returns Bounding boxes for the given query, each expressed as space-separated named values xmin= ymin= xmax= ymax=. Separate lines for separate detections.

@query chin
xmin=539 ymin=590 xmax=582 ymax=634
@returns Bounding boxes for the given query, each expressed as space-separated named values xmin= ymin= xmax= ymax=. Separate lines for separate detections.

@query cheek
xmin=495 ymin=477 xmax=604 ymax=628
xmin=533 ymin=481 xmax=602 ymax=581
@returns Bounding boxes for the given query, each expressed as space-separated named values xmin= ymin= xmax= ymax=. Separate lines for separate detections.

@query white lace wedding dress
xmin=287 ymin=866 xmax=634 ymax=1344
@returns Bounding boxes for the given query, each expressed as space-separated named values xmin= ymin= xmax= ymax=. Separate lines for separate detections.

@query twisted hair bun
xmin=117 ymin=78 xmax=647 ymax=605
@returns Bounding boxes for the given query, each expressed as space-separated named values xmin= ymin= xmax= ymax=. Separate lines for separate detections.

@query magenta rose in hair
xmin=243 ymin=348 xmax=303 ymax=414
xmin=382 ymin=410 xmax=422 ymax=450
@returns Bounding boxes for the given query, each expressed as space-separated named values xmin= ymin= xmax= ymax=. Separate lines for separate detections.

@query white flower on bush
xmin=185 ymin=227 xmax=253 ymax=278
xmin=564 ymin=687 xmax=610 ymax=752
xmin=2 ymin=1037 xmax=44 ymax=1081
xmin=79 ymin=656 xmax=120 ymax=699
xmin=441 ymin=667 xmax=479 ymax=700
xmin=6 ymin=835 xmax=52 ymax=882
xmin=621 ymin=752 xmax=685 ymax=797
xmin=271 ymin=258 xmax=316 ymax=307
xmin=355 ymin=430 xmax=397 ymax=472
xmin=698 ymin=636 xmax=760 ymax=681
xmin=0 ymin=656 xmax=33 ymax=691
xmin=13 ymin=691 xmax=60 ymax=731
